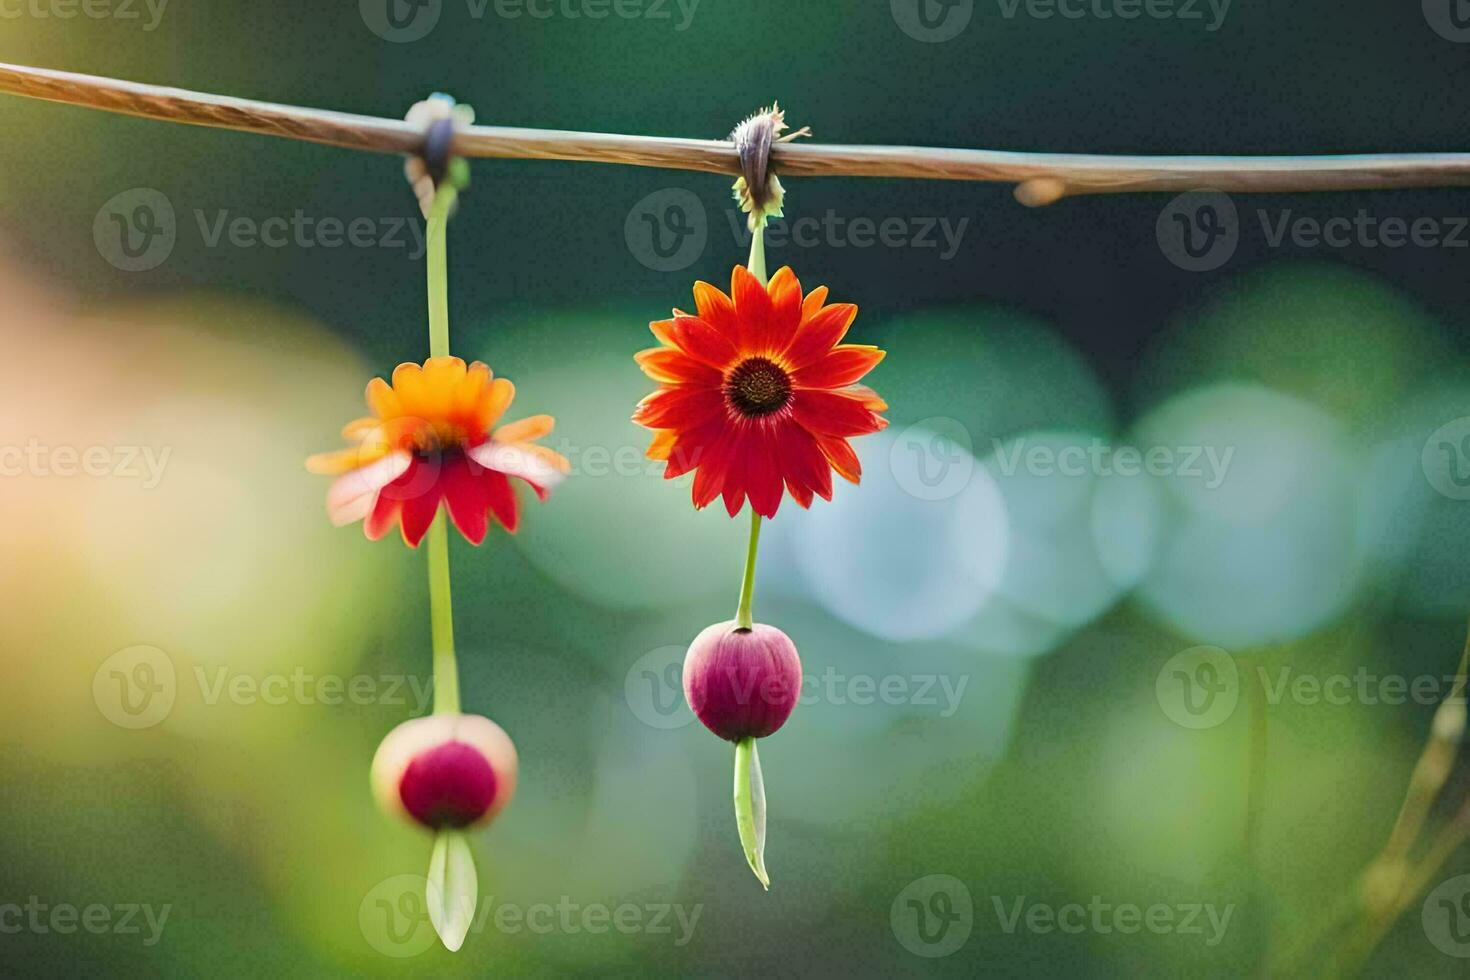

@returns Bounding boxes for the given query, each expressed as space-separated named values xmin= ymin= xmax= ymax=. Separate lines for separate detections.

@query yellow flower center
xmin=726 ymin=357 xmax=792 ymax=418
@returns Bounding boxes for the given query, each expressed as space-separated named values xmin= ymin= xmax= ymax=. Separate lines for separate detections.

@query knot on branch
xmin=404 ymin=93 xmax=474 ymax=218
xmin=730 ymin=103 xmax=809 ymax=230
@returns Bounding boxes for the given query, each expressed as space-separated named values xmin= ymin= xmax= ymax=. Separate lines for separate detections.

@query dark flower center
xmin=725 ymin=357 xmax=792 ymax=418
xmin=409 ymin=420 xmax=470 ymax=455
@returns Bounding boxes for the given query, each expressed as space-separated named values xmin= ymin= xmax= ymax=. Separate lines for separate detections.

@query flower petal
xmin=645 ymin=428 xmax=678 ymax=462
xmin=690 ymin=428 xmax=736 ymax=508
xmin=783 ymin=303 xmax=858 ymax=369
xmin=366 ymin=377 xmax=403 ymax=419
xmin=365 ymin=493 xmax=404 ymax=541
xmin=451 ymin=361 xmax=492 ymax=420
xmin=745 ymin=425 xmax=785 ymax=518
xmin=664 ymin=419 xmax=723 ymax=481
xmin=634 ymin=347 xmax=723 ymax=386
xmin=482 ymin=470 xmax=520 ymax=533
xmin=632 ymin=385 xmax=725 ymax=430
xmin=493 ymin=414 xmax=554 ymax=444
xmin=800 ymin=286 xmax=829 ymax=322
xmin=306 ymin=442 xmax=390 ymax=476
xmin=815 ymin=434 xmax=862 ymax=484
xmin=477 ymin=377 xmax=516 ymax=432
xmin=670 ymin=316 xmax=740 ymax=369
xmin=441 ymin=455 xmax=489 ymax=545
xmin=731 ymin=265 xmax=775 ymax=353
xmin=840 ymin=383 xmax=889 ymax=411
xmin=692 ymin=281 xmax=741 ymax=340
xmin=790 ymin=389 xmax=886 ymax=437
xmin=469 ymin=441 xmax=567 ymax=491
xmin=765 ymin=267 xmax=803 ymax=353
xmin=720 ymin=428 xmax=753 ymax=517
xmin=792 ymin=345 xmax=886 ymax=390
xmin=399 ymin=470 xmax=445 ymax=547
xmin=649 ymin=318 xmax=679 ymax=347
xmin=341 ymin=416 xmax=378 ymax=440
xmin=776 ymin=422 xmax=833 ymax=504
xmin=325 ymin=451 xmax=413 ymax=525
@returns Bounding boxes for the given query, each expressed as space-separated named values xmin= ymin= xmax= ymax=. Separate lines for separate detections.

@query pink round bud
xmin=683 ymin=621 xmax=802 ymax=741
xmin=370 ymin=714 xmax=518 ymax=831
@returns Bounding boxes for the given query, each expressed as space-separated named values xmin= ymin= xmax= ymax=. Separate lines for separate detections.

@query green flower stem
xmin=426 ymin=183 xmax=458 ymax=359
xmin=734 ymin=506 xmax=762 ymax=630
xmin=747 ymin=220 xmax=767 ymax=286
xmin=427 ymin=513 xmax=460 ymax=715
xmin=425 ymin=179 xmax=461 ymax=716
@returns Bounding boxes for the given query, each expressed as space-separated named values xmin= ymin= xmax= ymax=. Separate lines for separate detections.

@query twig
xmin=6 ymin=61 xmax=1470 ymax=206
xmin=1271 ymin=621 xmax=1470 ymax=977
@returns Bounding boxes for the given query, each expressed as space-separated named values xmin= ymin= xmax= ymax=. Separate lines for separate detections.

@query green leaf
xmin=426 ymin=830 xmax=478 ymax=951
xmin=733 ymin=736 xmax=769 ymax=889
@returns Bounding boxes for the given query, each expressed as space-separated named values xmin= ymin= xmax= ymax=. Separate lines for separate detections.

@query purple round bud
xmin=398 ymin=741 xmax=498 ymax=829
xmin=370 ymin=714 xmax=519 ymax=831
xmin=683 ymin=621 xmax=802 ymax=741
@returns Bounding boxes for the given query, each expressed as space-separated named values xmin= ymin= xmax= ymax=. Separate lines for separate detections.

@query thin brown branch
xmin=6 ymin=61 xmax=1470 ymax=206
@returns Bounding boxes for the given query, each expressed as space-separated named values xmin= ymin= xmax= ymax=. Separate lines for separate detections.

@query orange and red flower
xmin=308 ymin=356 xmax=569 ymax=547
xmin=633 ymin=266 xmax=887 ymax=518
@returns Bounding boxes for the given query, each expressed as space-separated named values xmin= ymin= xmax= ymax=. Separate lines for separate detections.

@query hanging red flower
xmin=307 ymin=355 xmax=569 ymax=547
xmin=633 ymin=265 xmax=887 ymax=518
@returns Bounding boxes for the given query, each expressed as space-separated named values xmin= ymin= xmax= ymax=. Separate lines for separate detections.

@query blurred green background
xmin=3 ymin=2 xmax=1470 ymax=976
